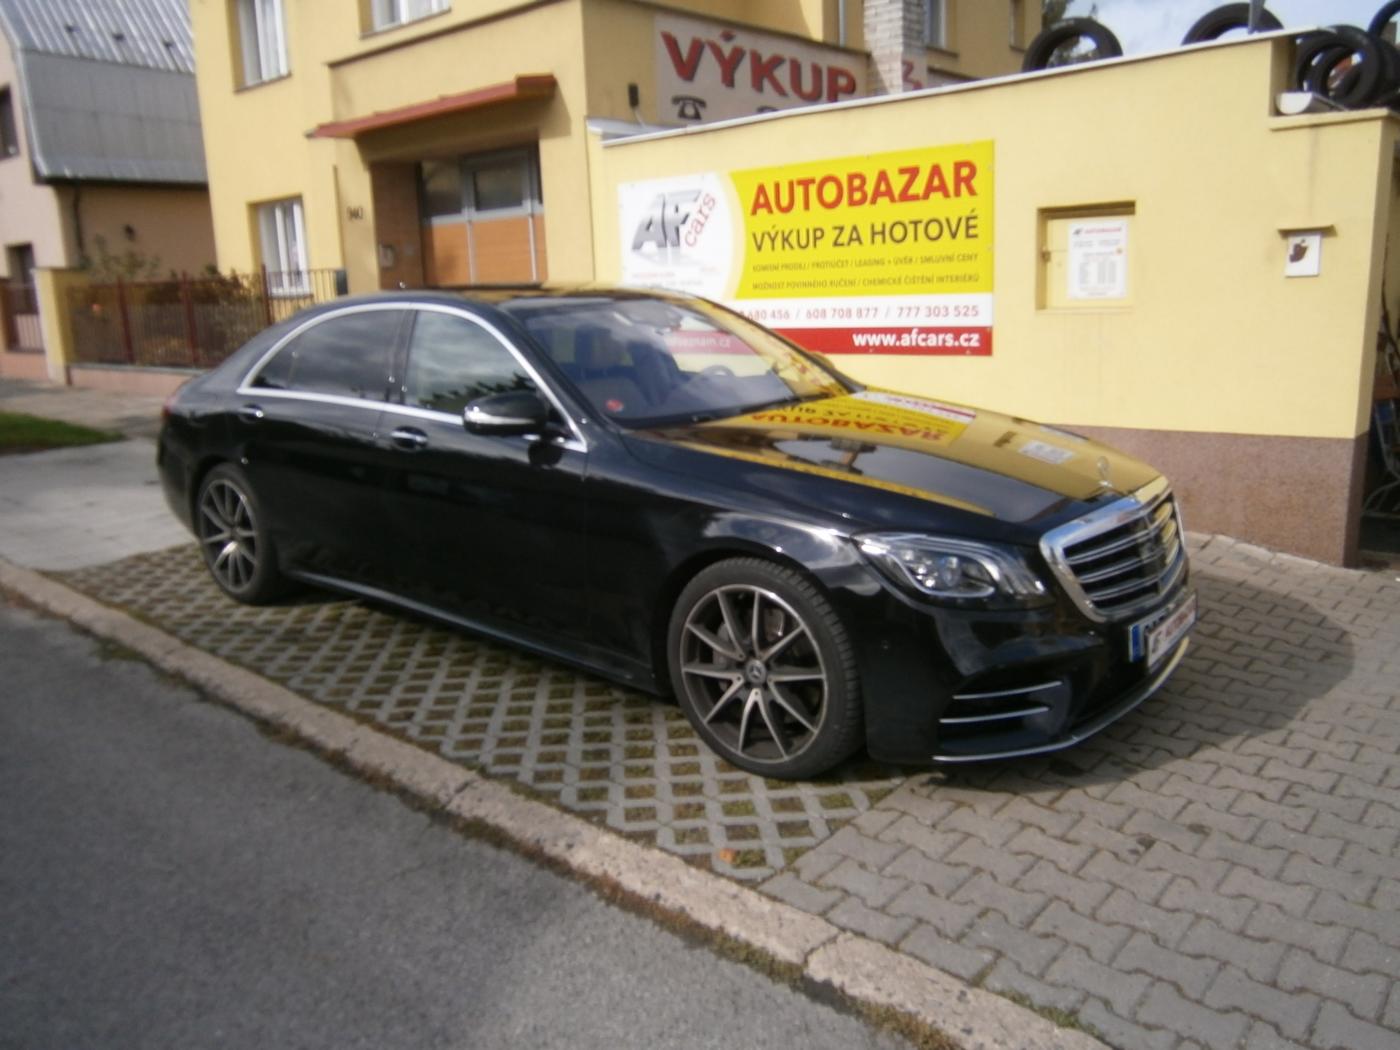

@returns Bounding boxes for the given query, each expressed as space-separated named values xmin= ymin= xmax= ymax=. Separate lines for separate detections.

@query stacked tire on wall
xmin=1021 ymin=2 xmax=1400 ymax=111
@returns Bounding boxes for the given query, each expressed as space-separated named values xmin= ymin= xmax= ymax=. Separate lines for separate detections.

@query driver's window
xmin=403 ymin=311 xmax=533 ymax=416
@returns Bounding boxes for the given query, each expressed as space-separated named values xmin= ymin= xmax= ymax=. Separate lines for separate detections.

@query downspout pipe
xmin=71 ymin=182 xmax=84 ymax=263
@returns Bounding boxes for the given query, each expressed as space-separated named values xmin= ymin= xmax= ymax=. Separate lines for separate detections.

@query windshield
xmin=502 ymin=295 xmax=850 ymax=427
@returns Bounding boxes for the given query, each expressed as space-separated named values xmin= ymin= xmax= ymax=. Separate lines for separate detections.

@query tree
xmin=1042 ymin=0 xmax=1097 ymax=26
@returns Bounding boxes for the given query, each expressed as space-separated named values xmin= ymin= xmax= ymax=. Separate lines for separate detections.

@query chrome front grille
xmin=1040 ymin=477 xmax=1187 ymax=623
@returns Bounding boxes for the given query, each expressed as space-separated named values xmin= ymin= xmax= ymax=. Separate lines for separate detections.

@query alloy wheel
xmin=198 ymin=477 xmax=260 ymax=594
xmin=678 ymin=584 xmax=828 ymax=765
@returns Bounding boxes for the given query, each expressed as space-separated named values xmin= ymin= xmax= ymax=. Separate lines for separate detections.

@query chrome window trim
xmin=1039 ymin=476 xmax=1183 ymax=624
xmin=229 ymin=387 xmax=384 ymax=415
xmin=235 ymin=300 xmax=588 ymax=453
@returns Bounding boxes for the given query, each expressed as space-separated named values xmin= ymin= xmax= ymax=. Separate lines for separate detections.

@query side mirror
xmin=463 ymin=390 xmax=549 ymax=437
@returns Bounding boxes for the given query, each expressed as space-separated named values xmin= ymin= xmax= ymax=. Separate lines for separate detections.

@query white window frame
xmin=924 ymin=0 xmax=947 ymax=49
xmin=370 ymin=0 xmax=449 ymax=32
xmin=237 ymin=0 xmax=288 ymax=87
xmin=256 ymin=198 xmax=309 ymax=296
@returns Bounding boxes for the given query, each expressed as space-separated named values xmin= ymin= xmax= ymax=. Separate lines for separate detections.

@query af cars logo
xmin=620 ymin=174 xmax=733 ymax=297
xmin=631 ymin=189 xmax=705 ymax=252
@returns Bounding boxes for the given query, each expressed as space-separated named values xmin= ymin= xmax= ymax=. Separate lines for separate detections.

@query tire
xmin=1021 ymin=18 xmax=1123 ymax=73
xmin=1369 ymin=0 xmax=1400 ymax=37
xmin=1295 ymin=26 xmax=1387 ymax=107
xmin=1369 ymin=36 xmax=1400 ymax=105
xmin=1180 ymin=4 xmax=1282 ymax=45
xmin=1294 ymin=31 xmax=1344 ymax=90
xmin=667 ymin=558 xmax=862 ymax=779
xmin=194 ymin=463 xmax=287 ymax=605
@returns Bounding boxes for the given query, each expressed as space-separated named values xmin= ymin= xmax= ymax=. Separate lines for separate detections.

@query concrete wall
xmin=587 ymin=36 xmax=1394 ymax=564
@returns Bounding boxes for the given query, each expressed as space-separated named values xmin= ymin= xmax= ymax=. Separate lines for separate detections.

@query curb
xmin=0 ymin=556 xmax=1107 ymax=1050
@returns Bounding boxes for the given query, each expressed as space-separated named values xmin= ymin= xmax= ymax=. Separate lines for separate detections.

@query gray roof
xmin=0 ymin=0 xmax=193 ymax=74
xmin=0 ymin=0 xmax=204 ymax=184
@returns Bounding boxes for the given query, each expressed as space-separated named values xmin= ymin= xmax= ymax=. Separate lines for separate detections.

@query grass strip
xmin=0 ymin=411 xmax=121 ymax=455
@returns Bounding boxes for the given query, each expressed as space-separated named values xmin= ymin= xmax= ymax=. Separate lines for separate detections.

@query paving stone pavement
xmin=57 ymin=545 xmax=904 ymax=883
xmin=760 ymin=536 xmax=1400 ymax=1050
xmin=54 ymin=533 xmax=1400 ymax=1050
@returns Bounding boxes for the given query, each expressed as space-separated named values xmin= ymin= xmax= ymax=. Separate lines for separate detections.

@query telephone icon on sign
xmin=672 ymin=95 xmax=706 ymax=121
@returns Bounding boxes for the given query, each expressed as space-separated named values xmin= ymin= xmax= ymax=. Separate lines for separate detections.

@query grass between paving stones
xmin=0 ymin=411 xmax=121 ymax=455
xmin=993 ymin=990 xmax=1101 ymax=1041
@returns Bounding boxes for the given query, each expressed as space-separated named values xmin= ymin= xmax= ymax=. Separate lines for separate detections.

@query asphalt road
xmin=0 ymin=600 xmax=911 ymax=1050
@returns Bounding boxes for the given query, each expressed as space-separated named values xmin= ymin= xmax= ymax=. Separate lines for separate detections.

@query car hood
xmin=635 ymin=389 xmax=1161 ymax=527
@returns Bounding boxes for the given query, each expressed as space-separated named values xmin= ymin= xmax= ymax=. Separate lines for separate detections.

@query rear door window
xmin=252 ymin=309 xmax=403 ymax=400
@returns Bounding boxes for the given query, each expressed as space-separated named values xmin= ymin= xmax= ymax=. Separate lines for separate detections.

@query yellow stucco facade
xmin=590 ymin=37 xmax=1389 ymax=442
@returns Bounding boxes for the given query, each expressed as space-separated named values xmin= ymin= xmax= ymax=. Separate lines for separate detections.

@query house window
xmin=924 ymin=0 xmax=947 ymax=49
xmin=256 ymin=198 xmax=308 ymax=295
xmin=236 ymin=0 xmax=288 ymax=87
xmin=0 ymin=87 xmax=18 ymax=157
xmin=370 ymin=0 xmax=448 ymax=32
xmin=422 ymin=150 xmax=541 ymax=222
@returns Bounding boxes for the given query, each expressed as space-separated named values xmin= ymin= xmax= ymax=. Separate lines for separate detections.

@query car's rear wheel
xmin=668 ymin=559 xmax=862 ymax=779
xmin=195 ymin=464 xmax=285 ymax=604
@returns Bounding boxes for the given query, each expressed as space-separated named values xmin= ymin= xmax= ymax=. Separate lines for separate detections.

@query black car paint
xmin=159 ymin=289 xmax=1190 ymax=767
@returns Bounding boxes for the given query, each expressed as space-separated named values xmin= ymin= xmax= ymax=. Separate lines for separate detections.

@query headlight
xmin=857 ymin=532 xmax=1049 ymax=606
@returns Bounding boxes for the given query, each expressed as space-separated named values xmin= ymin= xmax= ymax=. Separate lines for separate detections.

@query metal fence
xmin=66 ymin=268 xmax=344 ymax=370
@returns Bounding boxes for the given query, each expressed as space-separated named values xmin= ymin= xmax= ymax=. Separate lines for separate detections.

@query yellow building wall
xmin=326 ymin=4 xmax=595 ymax=291
xmin=190 ymin=0 xmax=343 ymax=278
xmin=589 ymin=36 xmax=1389 ymax=444
xmin=193 ymin=0 xmax=1036 ymax=290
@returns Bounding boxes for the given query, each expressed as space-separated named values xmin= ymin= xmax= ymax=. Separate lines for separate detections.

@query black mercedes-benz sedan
xmin=157 ymin=286 xmax=1195 ymax=779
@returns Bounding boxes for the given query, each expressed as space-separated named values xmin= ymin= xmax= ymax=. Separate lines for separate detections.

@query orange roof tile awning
xmin=310 ymin=74 xmax=557 ymax=139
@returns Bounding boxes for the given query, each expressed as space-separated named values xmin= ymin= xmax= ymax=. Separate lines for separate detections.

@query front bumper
xmin=930 ymin=634 xmax=1189 ymax=762
xmin=834 ymin=567 xmax=1196 ymax=766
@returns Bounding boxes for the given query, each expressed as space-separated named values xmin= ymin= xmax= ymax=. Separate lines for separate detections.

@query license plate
xmin=1129 ymin=592 xmax=1197 ymax=668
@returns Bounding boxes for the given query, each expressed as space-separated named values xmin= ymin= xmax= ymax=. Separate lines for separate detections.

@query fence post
xmin=180 ymin=272 xmax=200 ymax=367
xmin=260 ymin=265 xmax=274 ymax=326
xmin=114 ymin=276 xmax=135 ymax=364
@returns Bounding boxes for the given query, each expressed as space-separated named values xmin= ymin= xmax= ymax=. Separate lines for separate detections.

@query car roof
xmin=318 ymin=284 xmax=694 ymax=313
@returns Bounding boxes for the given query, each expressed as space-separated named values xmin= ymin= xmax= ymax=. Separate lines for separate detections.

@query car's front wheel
xmin=667 ymin=558 xmax=862 ymax=779
xmin=195 ymin=464 xmax=286 ymax=604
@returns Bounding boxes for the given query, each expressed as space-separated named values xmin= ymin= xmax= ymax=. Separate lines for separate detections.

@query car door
xmin=378 ymin=306 xmax=590 ymax=649
xmin=231 ymin=305 xmax=408 ymax=588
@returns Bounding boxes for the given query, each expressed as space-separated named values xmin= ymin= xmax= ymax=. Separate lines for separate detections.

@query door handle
xmin=238 ymin=404 xmax=265 ymax=423
xmin=390 ymin=426 xmax=428 ymax=451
